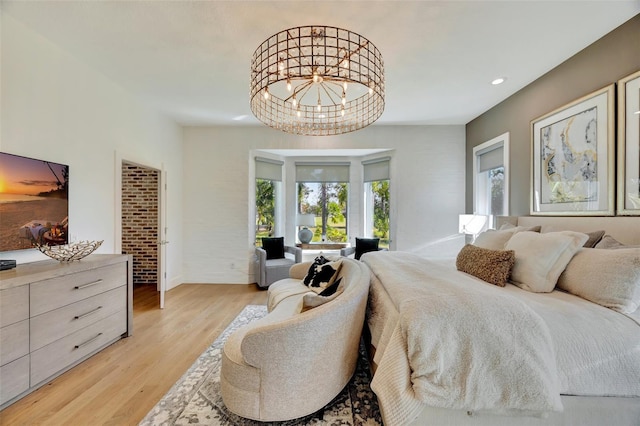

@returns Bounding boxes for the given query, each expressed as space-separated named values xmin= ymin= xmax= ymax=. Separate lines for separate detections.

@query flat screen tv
xmin=0 ymin=152 xmax=69 ymax=251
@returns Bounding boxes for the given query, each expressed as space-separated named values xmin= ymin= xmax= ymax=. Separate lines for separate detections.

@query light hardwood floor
xmin=0 ymin=284 xmax=267 ymax=426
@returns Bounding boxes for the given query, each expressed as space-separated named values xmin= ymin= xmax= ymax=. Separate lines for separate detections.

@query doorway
xmin=121 ymin=162 xmax=161 ymax=299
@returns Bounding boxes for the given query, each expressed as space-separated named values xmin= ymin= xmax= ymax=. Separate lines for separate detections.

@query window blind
xmin=363 ymin=157 xmax=390 ymax=182
xmin=255 ymin=157 xmax=284 ymax=181
xmin=478 ymin=146 xmax=503 ymax=172
xmin=295 ymin=162 xmax=350 ymax=182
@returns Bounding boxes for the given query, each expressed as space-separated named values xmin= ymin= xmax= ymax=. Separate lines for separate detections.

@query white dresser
xmin=0 ymin=254 xmax=132 ymax=409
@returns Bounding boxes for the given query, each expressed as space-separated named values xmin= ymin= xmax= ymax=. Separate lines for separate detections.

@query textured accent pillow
xmin=302 ymin=255 xmax=329 ymax=285
xmin=505 ymin=231 xmax=588 ymax=292
xmin=456 ymin=244 xmax=515 ymax=286
xmin=473 ymin=226 xmax=540 ymax=250
xmin=261 ymin=237 xmax=285 ymax=260
xmin=355 ymin=238 xmax=379 ymax=260
xmin=300 ymin=278 xmax=344 ymax=312
xmin=306 ymin=259 xmax=343 ymax=293
xmin=582 ymin=230 xmax=605 ymax=248
xmin=557 ymin=248 xmax=640 ymax=314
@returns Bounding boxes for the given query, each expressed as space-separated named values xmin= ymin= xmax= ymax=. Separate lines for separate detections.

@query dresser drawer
xmin=31 ymin=286 xmax=126 ymax=351
xmin=31 ymin=263 xmax=127 ymax=316
xmin=0 ymin=355 xmax=29 ymax=405
xmin=0 ymin=320 xmax=29 ymax=366
xmin=30 ymin=310 xmax=126 ymax=386
xmin=0 ymin=285 xmax=29 ymax=327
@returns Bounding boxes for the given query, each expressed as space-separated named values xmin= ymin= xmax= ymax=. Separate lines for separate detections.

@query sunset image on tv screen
xmin=0 ymin=152 xmax=69 ymax=251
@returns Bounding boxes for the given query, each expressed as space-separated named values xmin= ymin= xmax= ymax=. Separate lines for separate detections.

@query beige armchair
xmin=221 ymin=257 xmax=370 ymax=421
xmin=254 ymin=244 xmax=302 ymax=288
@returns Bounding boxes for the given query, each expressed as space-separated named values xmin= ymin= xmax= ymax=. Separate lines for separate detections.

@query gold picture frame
xmin=617 ymin=70 xmax=640 ymax=215
xmin=530 ymin=84 xmax=615 ymax=216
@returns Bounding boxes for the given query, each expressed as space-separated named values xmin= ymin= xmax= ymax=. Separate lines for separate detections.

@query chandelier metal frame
xmin=250 ymin=25 xmax=385 ymax=136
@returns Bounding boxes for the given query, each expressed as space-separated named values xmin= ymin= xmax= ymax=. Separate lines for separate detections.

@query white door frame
xmin=115 ymin=151 xmax=167 ymax=309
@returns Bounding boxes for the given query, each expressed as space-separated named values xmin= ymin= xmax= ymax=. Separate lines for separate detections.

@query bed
xmin=361 ymin=216 xmax=640 ymax=426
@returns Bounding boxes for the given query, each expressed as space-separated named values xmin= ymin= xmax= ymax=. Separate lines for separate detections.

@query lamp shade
xmin=458 ymin=214 xmax=489 ymax=235
xmin=297 ymin=214 xmax=316 ymax=228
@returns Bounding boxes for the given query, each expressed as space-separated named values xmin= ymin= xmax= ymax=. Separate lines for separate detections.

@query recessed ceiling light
xmin=232 ymin=115 xmax=249 ymax=121
xmin=491 ymin=77 xmax=506 ymax=85
xmin=634 ymin=110 xmax=640 ymax=115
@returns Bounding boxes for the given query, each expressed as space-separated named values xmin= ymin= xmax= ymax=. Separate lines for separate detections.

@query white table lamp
xmin=297 ymin=214 xmax=316 ymax=244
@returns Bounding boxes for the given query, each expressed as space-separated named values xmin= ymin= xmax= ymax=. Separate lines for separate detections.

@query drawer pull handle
xmin=74 ymin=306 xmax=103 ymax=320
xmin=74 ymin=279 xmax=103 ymax=290
xmin=74 ymin=333 xmax=103 ymax=350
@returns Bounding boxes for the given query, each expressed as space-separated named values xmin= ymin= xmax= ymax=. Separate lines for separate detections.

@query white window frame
xmin=254 ymin=157 xmax=284 ymax=241
xmin=473 ymin=132 xmax=509 ymax=224
xmin=362 ymin=156 xmax=391 ymax=244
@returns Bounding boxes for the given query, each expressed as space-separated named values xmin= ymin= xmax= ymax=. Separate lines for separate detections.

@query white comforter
xmin=362 ymin=251 xmax=564 ymax=425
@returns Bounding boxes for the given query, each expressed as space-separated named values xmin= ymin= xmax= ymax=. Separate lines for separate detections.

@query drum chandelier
xmin=250 ymin=25 xmax=385 ymax=136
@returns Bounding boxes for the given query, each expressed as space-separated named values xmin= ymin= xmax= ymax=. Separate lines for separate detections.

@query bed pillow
xmin=594 ymin=235 xmax=640 ymax=250
xmin=582 ymin=230 xmax=605 ymax=248
xmin=473 ymin=226 xmax=541 ymax=250
xmin=456 ymin=244 xmax=515 ymax=286
xmin=300 ymin=278 xmax=344 ymax=312
xmin=505 ymin=231 xmax=588 ymax=292
xmin=499 ymin=223 xmax=542 ymax=233
xmin=557 ymin=248 xmax=640 ymax=314
xmin=261 ymin=237 xmax=285 ymax=260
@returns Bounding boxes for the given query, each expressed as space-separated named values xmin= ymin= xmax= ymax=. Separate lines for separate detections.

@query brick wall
xmin=122 ymin=163 xmax=159 ymax=287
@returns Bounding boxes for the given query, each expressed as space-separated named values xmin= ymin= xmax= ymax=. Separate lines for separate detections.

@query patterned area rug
xmin=139 ymin=305 xmax=382 ymax=425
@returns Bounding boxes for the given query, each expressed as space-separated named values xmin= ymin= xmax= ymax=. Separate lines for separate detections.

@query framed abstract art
xmin=530 ymin=84 xmax=615 ymax=216
xmin=617 ymin=70 xmax=640 ymax=215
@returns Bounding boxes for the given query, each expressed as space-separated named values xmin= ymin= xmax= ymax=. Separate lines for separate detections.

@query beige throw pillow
xmin=557 ymin=248 xmax=640 ymax=314
xmin=299 ymin=278 xmax=344 ymax=312
xmin=456 ymin=244 xmax=515 ymax=286
xmin=505 ymin=231 xmax=588 ymax=292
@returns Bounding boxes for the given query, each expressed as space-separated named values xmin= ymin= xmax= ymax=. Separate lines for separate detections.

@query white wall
xmin=183 ymin=125 xmax=466 ymax=284
xmin=1 ymin=14 xmax=184 ymax=289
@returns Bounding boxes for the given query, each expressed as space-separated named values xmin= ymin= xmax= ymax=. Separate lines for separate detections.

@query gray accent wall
xmin=466 ymin=14 xmax=640 ymax=215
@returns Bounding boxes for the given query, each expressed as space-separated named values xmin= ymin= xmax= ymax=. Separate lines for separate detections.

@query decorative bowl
xmin=36 ymin=240 xmax=103 ymax=262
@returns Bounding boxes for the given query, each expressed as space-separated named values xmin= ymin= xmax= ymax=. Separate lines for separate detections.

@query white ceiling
xmin=3 ymin=1 xmax=639 ymax=127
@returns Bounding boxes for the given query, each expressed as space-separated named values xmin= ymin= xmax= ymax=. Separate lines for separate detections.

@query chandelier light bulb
xmin=296 ymin=108 xmax=301 ymax=118
xmin=287 ymin=79 xmax=292 ymax=92
xmin=263 ymin=88 xmax=270 ymax=100
xmin=317 ymin=101 xmax=322 ymax=112
xmin=313 ymin=72 xmax=319 ymax=83
xmin=343 ymin=82 xmax=348 ymax=91
xmin=292 ymin=96 xmax=297 ymax=107
xmin=341 ymin=107 xmax=345 ymax=117
xmin=369 ymin=85 xmax=374 ymax=95
xmin=341 ymin=95 xmax=346 ymax=106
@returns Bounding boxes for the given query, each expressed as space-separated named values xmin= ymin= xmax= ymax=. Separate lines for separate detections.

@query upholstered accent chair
xmin=255 ymin=237 xmax=302 ymax=288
